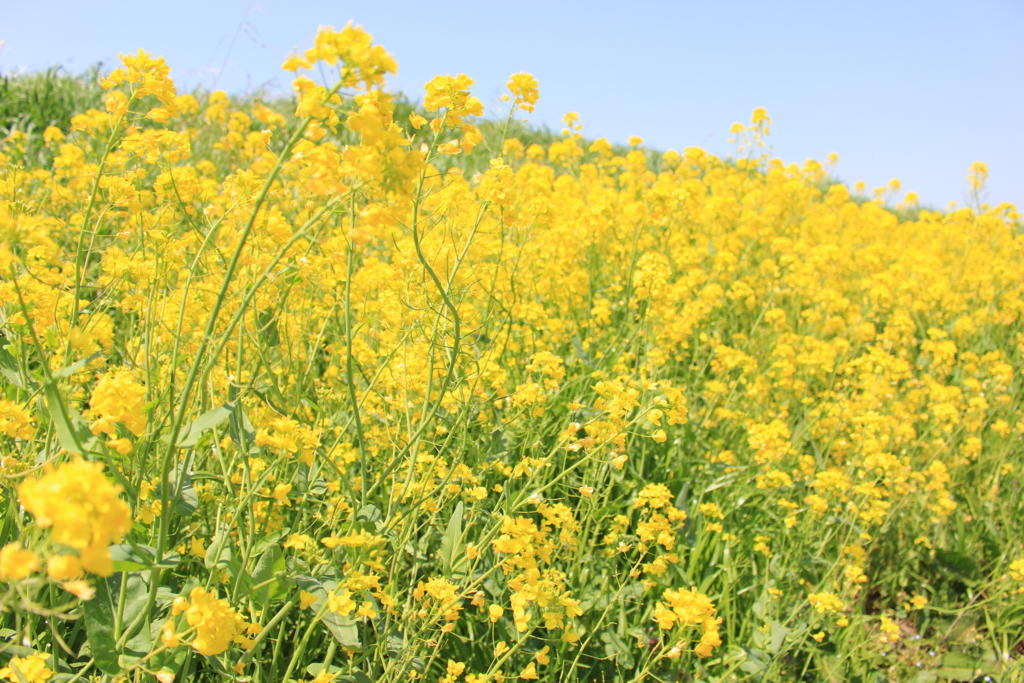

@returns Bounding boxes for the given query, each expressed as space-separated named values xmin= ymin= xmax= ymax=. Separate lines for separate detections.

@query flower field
xmin=0 ymin=23 xmax=1022 ymax=682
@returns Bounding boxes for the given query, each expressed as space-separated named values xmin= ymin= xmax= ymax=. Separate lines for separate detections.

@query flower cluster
xmin=163 ymin=587 xmax=251 ymax=656
xmin=17 ymin=459 xmax=132 ymax=576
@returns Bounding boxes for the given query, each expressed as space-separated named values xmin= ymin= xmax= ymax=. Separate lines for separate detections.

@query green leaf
xmin=176 ymin=404 xmax=232 ymax=448
xmin=357 ymin=504 xmax=382 ymax=523
xmin=228 ymin=401 xmax=255 ymax=450
xmin=109 ymin=544 xmax=181 ymax=572
xmin=704 ymin=472 xmax=740 ymax=494
xmin=673 ymin=483 xmax=691 ymax=511
xmin=934 ymin=667 xmax=979 ymax=680
xmin=751 ymin=594 xmax=768 ymax=621
xmin=324 ymin=607 xmax=361 ymax=649
xmin=0 ymin=344 xmax=25 ymax=387
xmin=739 ymin=648 xmax=769 ymax=675
xmin=251 ymin=545 xmax=285 ymax=605
xmin=294 ymin=576 xmax=361 ymax=649
xmin=306 ymin=664 xmax=373 ymax=682
xmin=768 ymin=621 xmax=791 ymax=655
xmin=307 ymin=664 xmax=343 ymax=677
xmin=251 ymin=529 xmax=288 ymax=557
xmin=934 ymin=548 xmax=981 ymax=580
xmin=166 ymin=466 xmax=198 ymax=517
xmin=205 ymin=526 xmax=232 ymax=570
xmin=82 ymin=573 xmax=150 ymax=675
xmin=439 ymin=501 xmax=464 ymax=573
xmin=0 ymin=643 xmax=38 ymax=658
xmin=599 ymin=629 xmax=635 ymax=668
xmin=52 ymin=351 xmax=103 ymax=379
xmin=337 ymin=674 xmax=374 ymax=683
xmin=43 ymin=381 xmax=93 ymax=455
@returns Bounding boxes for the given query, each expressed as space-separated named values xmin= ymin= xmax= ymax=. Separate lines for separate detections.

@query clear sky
xmin=3 ymin=0 xmax=1022 ymax=209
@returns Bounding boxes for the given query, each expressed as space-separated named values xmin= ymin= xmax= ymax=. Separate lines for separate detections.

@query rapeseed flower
xmin=17 ymin=459 xmax=132 ymax=576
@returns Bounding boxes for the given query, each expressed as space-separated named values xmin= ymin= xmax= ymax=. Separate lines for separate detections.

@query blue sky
xmin=3 ymin=0 xmax=1022 ymax=209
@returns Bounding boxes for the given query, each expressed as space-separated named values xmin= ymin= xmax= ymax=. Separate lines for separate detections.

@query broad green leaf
xmin=228 ymin=400 xmax=256 ymax=450
xmin=205 ymin=526 xmax=232 ymax=570
xmin=43 ymin=382 xmax=93 ymax=455
xmin=599 ymin=630 xmax=635 ymax=668
xmin=768 ymin=621 xmax=791 ymax=655
xmin=357 ymin=504 xmax=382 ymax=523
xmin=251 ymin=529 xmax=288 ymax=557
xmin=324 ymin=614 xmax=361 ymax=650
xmin=82 ymin=573 xmax=150 ymax=675
xmin=166 ymin=465 xmax=198 ymax=517
xmin=52 ymin=351 xmax=102 ymax=379
xmin=307 ymin=664 xmax=343 ymax=677
xmin=110 ymin=544 xmax=181 ymax=572
xmin=337 ymin=674 xmax=374 ymax=683
xmin=938 ymin=651 xmax=997 ymax=676
xmin=294 ymin=576 xmax=361 ymax=649
xmin=673 ymin=483 xmax=691 ymax=510
xmin=176 ymin=404 xmax=232 ymax=448
xmin=251 ymin=545 xmax=285 ymax=605
xmin=0 ymin=643 xmax=37 ymax=658
xmin=0 ymin=344 xmax=25 ymax=387
xmin=739 ymin=649 xmax=769 ymax=675
xmin=307 ymin=664 xmax=372 ymax=682
xmin=440 ymin=501 xmax=463 ymax=573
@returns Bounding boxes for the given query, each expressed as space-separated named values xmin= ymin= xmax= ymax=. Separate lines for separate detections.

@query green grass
xmin=0 ymin=66 xmax=105 ymax=133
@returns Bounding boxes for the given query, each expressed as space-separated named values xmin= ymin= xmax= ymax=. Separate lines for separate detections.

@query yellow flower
xmin=423 ymin=74 xmax=483 ymax=128
xmin=519 ymin=662 xmax=538 ymax=680
xmin=879 ymin=615 xmax=900 ymax=644
xmin=181 ymin=587 xmax=245 ymax=656
xmin=47 ymin=554 xmax=82 ymax=581
xmin=0 ymin=652 xmax=53 ymax=683
xmin=808 ymin=591 xmax=845 ymax=615
xmin=281 ymin=54 xmax=313 ymax=72
xmin=60 ymin=579 xmax=96 ymax=601
xmin=300 ymin=590 xmax=318 ymax=609
xmin=506 ymin=72 xmax=539 ymax=113
xmin=161 ymin=620 xmax=181 ymax=648
xmin=86 ymin=368 xmax=147 ymax=437
xmin=967 ymin=161 xmax=988 ymax=190
xmin=18 ymin=459 xmax=132 ymax=576
xmin=413 ymin=577 xmax=463 ymax=622
xmin=0 ymin=543 xmax=40 ymax=581
xmin=634 ymin=483 xmax=673 ymax=509
xmin=409 ymin=113 xmax=427 ymax=129
xmin=190 ymin=537 xmax=208 ymax=559
xmin=328 ymin=589 xmax=356 ymax=616
xmin=272 ymin=483 xmax=292 ymax=506
xmin=0 ymin=399 xmax=34 ymax=440
xmin=653 ymin=587 xmax=721 ymax=657
xmin=357 ymin=601 xmax=378 ymax=619
xmin=303 ymin=22 xmax=397 ymax=89
xmin=440 ymin=660 xmax=465 ymax=683
xmin=100 ymin=49 xmax=178 ymax=111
